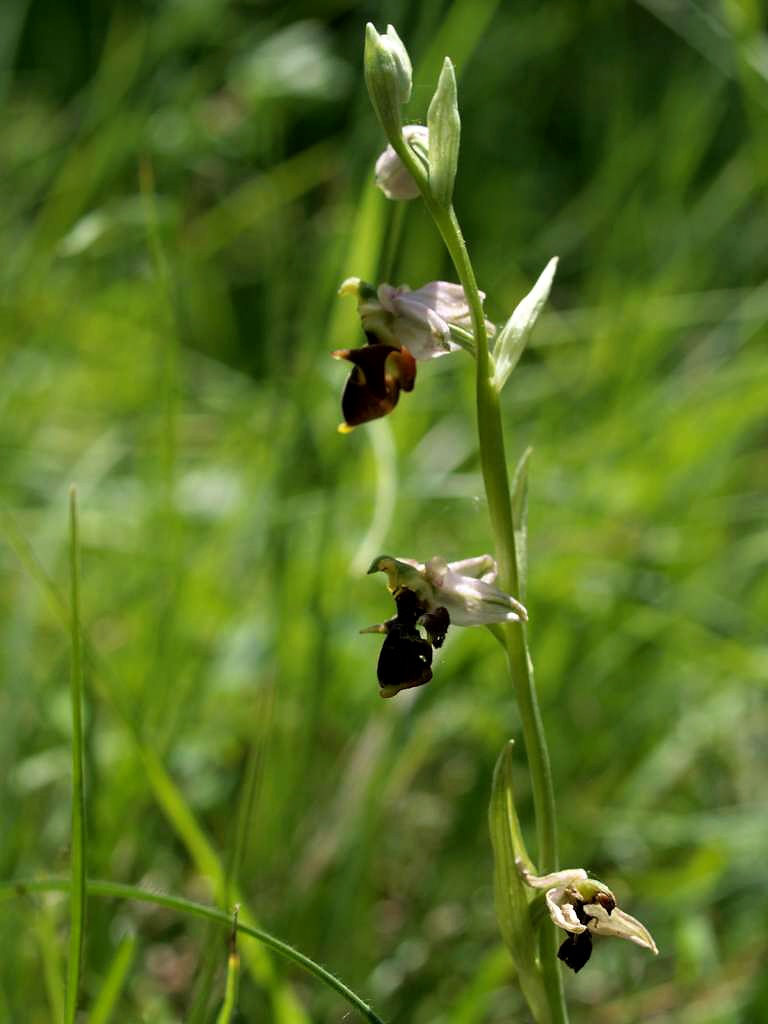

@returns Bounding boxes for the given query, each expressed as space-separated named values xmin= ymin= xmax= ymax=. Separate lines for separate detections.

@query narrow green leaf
xmin=427 ymin=57 xmax=461 ymax=207
xmin=90 ymin=933 xmax=136 ymax=1024
xmin=510 ymin=448 xmax=532 ymax=599
xmin=489 ymin=742 xmax=549 ymax=1021
xmin=492 ymin=257 xmax=558 ymax=392
xmin=35 ymin=907 xmax=66 ymax=1024
xmin=65 ymin=486 xmax=87 ymax=1024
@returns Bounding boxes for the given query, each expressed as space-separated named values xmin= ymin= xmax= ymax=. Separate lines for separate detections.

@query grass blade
xmin=0 ymin=511 xmax=309 ymax=1023
xmin=215 ymin=907 xmax=241 ymax=1024
xmin=65 ymin=486 xmax=87 ymax=1024
xmin=35 ymin=906 xmax=66 ymax=1024
xmin=89 ymin=933 xmax=136 ymax=1024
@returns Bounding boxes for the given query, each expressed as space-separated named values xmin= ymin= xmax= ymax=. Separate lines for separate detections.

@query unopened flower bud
xmin=380 ymin=25 xmax=412 ymax=104
xmin=364 ymin=23 xmax=412 ymax=137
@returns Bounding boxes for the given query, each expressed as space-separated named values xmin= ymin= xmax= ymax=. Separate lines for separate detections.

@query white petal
xmin=546 ymin=887 xmax=586 ymax=934
xmin=374 ymin=147 xmax=421 ymax=200
xmin=435 ymin=567 xmax=528 ymax=625
xmin=376 ymin=283 xmax=404 ymax=314
xmin=585 ymin=904 xmax=658 ymax=954
xmin=519 ymin=867 xmax=588 ymax=890
xmin=388 ymin=291 xmax=450 ymax=338
xmin=388 ymin=319 xmax=456 ymax=360
xmin=406 ymin=281 xmax=472 ymax=319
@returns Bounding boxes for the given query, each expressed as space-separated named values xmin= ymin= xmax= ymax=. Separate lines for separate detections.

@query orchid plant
xmin=332 ymin=24 xmax=658 ymax=1022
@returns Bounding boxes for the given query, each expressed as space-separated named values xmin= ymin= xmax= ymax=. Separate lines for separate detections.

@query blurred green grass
xmin=1 ymin=0 xmax=767 ymax=1021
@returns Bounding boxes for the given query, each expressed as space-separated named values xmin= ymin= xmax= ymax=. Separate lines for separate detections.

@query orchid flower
xmin=519 ymin=863 xmax=658 ymax=973
xmin=368 ymin=554 xmax=527 ymax=627
xmin=361 ymin=554 xmax=527 ymax=698
xmin=332 ymin=277 xmax=492 ymax=430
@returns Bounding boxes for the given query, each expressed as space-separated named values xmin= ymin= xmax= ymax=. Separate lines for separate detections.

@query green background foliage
xmin=1 ymin=0 xmax=767 ymax=1021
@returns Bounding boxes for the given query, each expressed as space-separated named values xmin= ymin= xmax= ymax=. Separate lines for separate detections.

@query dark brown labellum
xmin=333 ymin=343 xmax=416 ymax=428
xmin=393 ymin=587 xmax=424 ymax=626
xmin=573 ymin=901 xmax=592 ymax=927
xmin=557 ymin=931 xmax=593 ymax=973
xmin=377 ymin=623 xmax=433 ymax=697
xmin=420 ymin=606 xmax=450 ymax=648
xmin=366 ymin=588 xmax=450 ymax=698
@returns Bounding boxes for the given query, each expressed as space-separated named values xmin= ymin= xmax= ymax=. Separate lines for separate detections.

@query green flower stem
xmin=390 ymin=134 xmax=567 ymax=1024
xmin=3 ymin=878 xmax=385 ymax=1024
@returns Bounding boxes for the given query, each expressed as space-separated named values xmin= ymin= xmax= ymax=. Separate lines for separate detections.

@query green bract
xmin=489 ymin=743 xmax=550 ymax=1020
xmin=492 ymin=257 xmax=558 ymax=393
xmin=426 ymin=58 xmax=461 ymax=208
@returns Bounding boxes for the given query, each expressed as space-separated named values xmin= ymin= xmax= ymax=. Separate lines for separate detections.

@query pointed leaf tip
xmin=492 ymin=257 xmax=558 ymax=392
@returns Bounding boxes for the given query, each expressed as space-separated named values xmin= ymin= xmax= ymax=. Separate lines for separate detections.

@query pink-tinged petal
xmin=389 ymin=319 xmax=458 ymax=360
xmin=374 ymin=125 xmax=428 ymax=201
xmin=447 ymin=554 xmax=497 ymax=583
xmin=406 ymin=281 xmax=473 ymax=316
xmin=423 ymin=558 xmax=528 ymax=625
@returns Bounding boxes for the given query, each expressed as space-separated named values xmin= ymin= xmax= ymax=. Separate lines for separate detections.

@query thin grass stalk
xmin=89 ymin=933 xmax=136 ymax=1024
xmin=215 ymin=907 xmax=241 ymax=1024
xmin=65 ymin=486 xmax=87 ymax=1023
xmin=35 ymin=908 xmax=66 ymax=1024
xmin=215 ymin=950 xmax=240 ymax=1024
